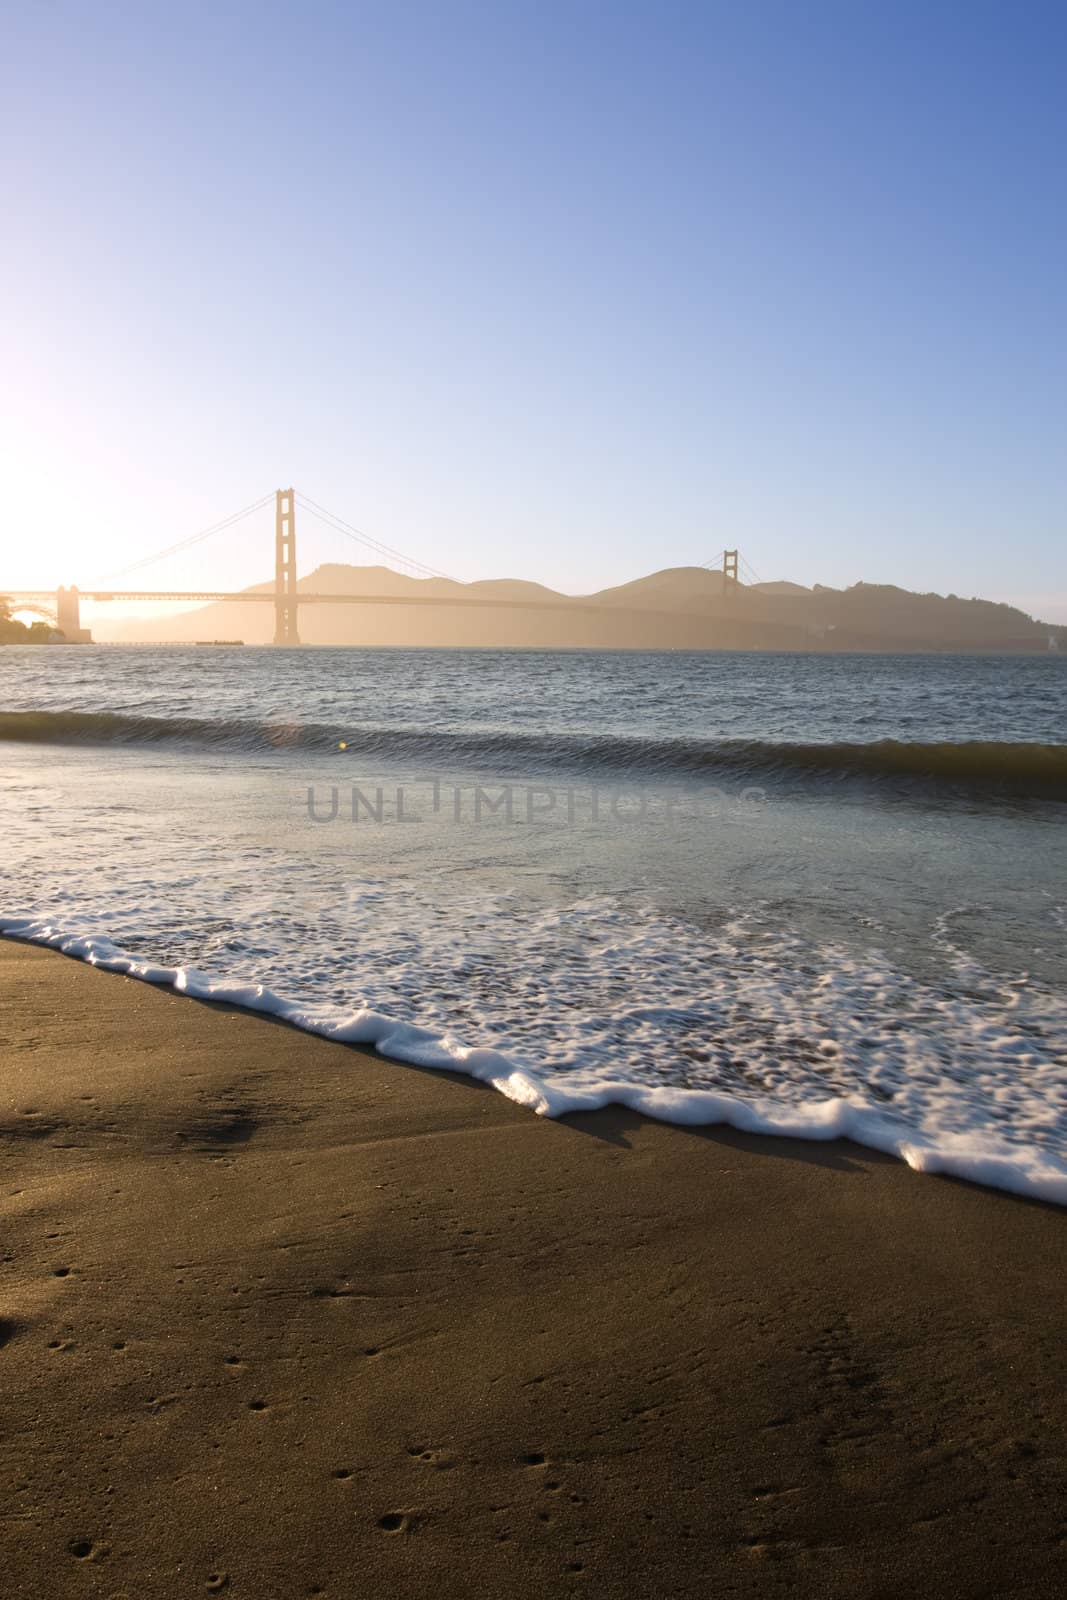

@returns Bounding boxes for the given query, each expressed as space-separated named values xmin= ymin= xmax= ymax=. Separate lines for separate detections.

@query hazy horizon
xmin=65 ymin=547 xmax=1067 ymax=645
xmin=3 ymin=2 xmax=1066 ymax=619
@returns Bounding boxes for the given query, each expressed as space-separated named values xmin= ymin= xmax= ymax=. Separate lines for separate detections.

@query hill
xmin=92 ymin=565 xmax=1067 ymax=652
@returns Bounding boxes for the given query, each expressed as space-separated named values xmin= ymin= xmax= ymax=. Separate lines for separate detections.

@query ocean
xmin=2 ymin=645 xmax=1065 ymax=1202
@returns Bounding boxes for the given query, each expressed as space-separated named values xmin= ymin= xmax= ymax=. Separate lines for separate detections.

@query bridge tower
xmin=722 ymin=550 xmax=739 ymax=593
xmin=274 ymin=488 xmax=299 ymax=645
xmin=56 ymin=585 xmax=91 ymax=642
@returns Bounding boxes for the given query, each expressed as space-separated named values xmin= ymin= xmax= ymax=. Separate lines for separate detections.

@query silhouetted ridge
xmin=91 ymin=560 xmax=1067 ymax=650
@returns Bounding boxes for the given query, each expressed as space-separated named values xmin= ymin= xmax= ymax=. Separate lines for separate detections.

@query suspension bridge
xmin=3 ymin=488 xmax=753 ymax=644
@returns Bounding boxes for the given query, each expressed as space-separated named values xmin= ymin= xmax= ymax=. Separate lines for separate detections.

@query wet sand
xmin=2 ymin=935 xmax=1066 ymax=1598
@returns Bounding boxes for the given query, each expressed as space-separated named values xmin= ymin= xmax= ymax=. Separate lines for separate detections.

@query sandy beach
xmin=2 ymin=935 xmax=1065 ymax=1598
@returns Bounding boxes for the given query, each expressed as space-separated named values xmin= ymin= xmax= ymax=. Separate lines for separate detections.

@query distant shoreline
xmin=48 ymin=638 xmax=1067 ymax=655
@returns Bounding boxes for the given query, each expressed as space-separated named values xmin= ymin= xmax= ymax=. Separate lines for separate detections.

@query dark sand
xmin=2 ymin=938 xmax=1065 ymax=1599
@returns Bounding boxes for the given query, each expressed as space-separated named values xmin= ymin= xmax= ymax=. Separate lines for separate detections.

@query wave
xmin=1 ymin=710 xmax=1065 ymax=796
xmin=3 ymin=911 xmax=1066 ymax=1207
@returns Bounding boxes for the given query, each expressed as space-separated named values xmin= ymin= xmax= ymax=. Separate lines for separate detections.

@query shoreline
xmin=2 ymin=918 xmax=1065 ymax=1208
xmin=2 ymin=936 xmax=1066 ymax=1597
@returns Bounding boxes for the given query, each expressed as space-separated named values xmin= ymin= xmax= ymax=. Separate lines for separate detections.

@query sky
xmin=2 ymin=0 xmax=1066 ymax=621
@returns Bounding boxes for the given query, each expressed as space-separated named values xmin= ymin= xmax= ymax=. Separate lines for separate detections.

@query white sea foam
xmin=4 ymin=905 xmax=1066 ymax=1208
xmin=2 ymin=648 xmax=1064 ymax=1212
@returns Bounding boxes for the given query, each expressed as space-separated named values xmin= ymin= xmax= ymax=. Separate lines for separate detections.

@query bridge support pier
xmin=274 ymin=488 xmax=299 ymax=645
xmin=56 ymin=585 xmax=92 ymax=643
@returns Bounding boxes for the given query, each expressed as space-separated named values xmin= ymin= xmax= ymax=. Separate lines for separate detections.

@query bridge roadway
xmin=4 ymin=589 xmax=706 ymax=619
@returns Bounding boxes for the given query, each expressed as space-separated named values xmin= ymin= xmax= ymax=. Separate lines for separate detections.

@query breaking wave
xmin=1 ymin=710 xmax=1064 ymax=797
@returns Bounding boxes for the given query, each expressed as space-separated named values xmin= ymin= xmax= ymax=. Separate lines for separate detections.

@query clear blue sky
xmin=3 ymin=0 xmax=1066 ymax=618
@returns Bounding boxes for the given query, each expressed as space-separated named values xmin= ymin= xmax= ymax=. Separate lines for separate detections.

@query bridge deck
xmin=4 ymin=590 xmax=719 ymax=619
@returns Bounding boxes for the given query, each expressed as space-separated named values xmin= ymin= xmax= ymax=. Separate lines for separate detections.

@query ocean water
xmin=2 ymin=645 xmax=1066 ymax=1202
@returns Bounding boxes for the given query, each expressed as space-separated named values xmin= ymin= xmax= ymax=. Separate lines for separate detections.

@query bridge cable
xmin=86 ymin=492 xmax=275 ymax=587
xmin=296 ymin=492 xmax=457 ymax=582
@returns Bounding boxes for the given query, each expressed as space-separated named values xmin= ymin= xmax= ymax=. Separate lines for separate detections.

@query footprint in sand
xmin=406 ymin=1445 xmax=455 ymax=1470
xmin=378 ymin=1512 xmax=416 ymax=1534
xmin=67 ymin=1538 xmax=105 ymax=1561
